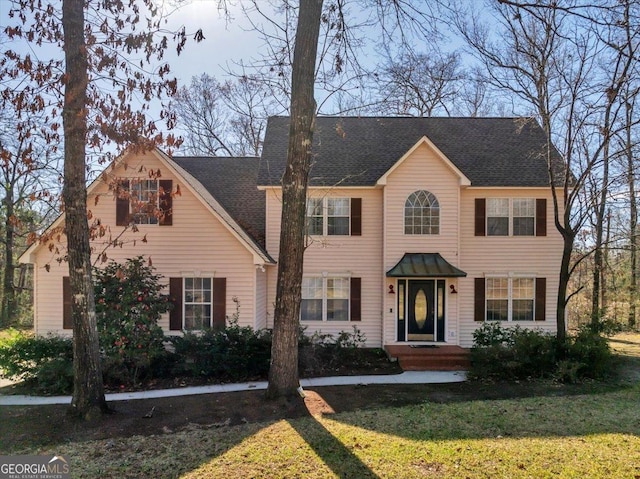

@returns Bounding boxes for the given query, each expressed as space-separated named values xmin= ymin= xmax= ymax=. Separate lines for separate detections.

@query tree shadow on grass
xmin=286 ymin=391 xmax=380 ymax=479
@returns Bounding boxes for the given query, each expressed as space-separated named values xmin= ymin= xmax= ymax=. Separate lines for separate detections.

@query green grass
xmin=13 ymin=384 xmax=640 ymax=478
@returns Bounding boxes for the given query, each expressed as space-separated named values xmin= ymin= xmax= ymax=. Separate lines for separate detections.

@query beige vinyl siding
xmin=32 ymin=151 xmax=259 ymax=334
xmin=458 ymin=188 xmax=563 ymax=347
xmin=382 ymin=142 xmax=462 ymax=346
xmin=264 ymin=187 xmax=384 ymax=347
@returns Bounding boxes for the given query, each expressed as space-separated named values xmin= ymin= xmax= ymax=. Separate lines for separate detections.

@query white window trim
xmin=403 ymin=190 xmax=440 ymax=236
xmin=486 ymin=198 xmax=535 ymax=236
xmin=301 ymin=275 xmax=351 ymax=322
xmin=306 ymin=197 xmax=351 ymax=236
xmin=485 ymin=274 xmax=536 ymax=322
xmin=183 ymin=277 xmax=213 ymax=331
xmin=129 ymin=178 xmax=160 ymax=225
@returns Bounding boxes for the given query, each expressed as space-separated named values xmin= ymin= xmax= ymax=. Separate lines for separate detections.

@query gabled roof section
xmin=160 ymin=152 xmax=273 ymax=265
xmin=170 ymin=156 xmax=266 ymax=249
xmin=20 ymin=148 xmax=274 ymax=265
xmin=376 ymin=136 xmax=471 ymax=186
xmin=258 ymin=116 xmax=563 ymax=187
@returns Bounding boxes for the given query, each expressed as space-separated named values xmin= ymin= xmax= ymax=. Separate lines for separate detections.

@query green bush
xmin=563 ymin=326 xmax=612 ymax=380
xmin=299 ymin=326 xmax=367 ymax=373
xmin=470 ymin=321 xmax=613 ymax=382
xmin=36 ymin=356 xmax=74 ymax=394
xmin=94 ymin=256 xmax=171 ymax=386
xmin=170 ymin=312 xmax=272 ymax=381
xmin=0 ymin=329 xmax=73 ymax=384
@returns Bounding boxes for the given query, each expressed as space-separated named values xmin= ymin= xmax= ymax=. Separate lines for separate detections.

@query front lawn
xmin=1 ymin=332 xmax=638 ymax=478
xmin=6 ymin=384 xmax=639 ymax=478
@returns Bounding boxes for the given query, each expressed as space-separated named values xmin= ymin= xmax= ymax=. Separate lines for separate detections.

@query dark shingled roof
xmin=171 ymin=156 xmax=266 ymax=249
xmin=258 ymin=116 xmax=563 ymax=187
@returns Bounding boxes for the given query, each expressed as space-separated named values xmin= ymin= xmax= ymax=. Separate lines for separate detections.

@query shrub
xmin=0 ymin=330 xmax=73 ymax=394
xmin=170 ymin=305 xmax=272 ymax=381
xmin=470 ymin=321 xmax=614 ymax=382
xmin=563 ymin=326 xmax=612 ymax=380
xmin=299 ymin=326 xmax=367 ymax=373
xmin=94 ymin=256 xmax=170 ymax=385
xmin=36 ymin=357 xmax=74 ymax=394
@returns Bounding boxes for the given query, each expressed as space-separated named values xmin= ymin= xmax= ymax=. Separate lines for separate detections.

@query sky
xmin=160 ymin=0 xmax=265 ymax=84
xmin=0 ymin=0 xmax=266 ymax=84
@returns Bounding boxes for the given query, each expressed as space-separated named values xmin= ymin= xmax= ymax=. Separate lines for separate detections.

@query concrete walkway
xmin=0 ymin=370 xmax=466 ymax=406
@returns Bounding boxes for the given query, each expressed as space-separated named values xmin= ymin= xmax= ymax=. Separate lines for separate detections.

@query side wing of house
xmin=23 ymin=149 xmax=268 ymax=335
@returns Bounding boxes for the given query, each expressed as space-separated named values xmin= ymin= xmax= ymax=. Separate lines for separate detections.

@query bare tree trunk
xmin=1 ymin=189 xmax=16 ymax=328
xmin=62 ymin=0 xmax=108 ymax=418
xmin=626 ymin=97 xmax=637 ymax=329
xmin=267 ymin=0 xmax=323 ymax=400
xmin=601 ymin=209 xmax=611 ymax=315
xmin=591 ymin=149 xmax=608 ymax=326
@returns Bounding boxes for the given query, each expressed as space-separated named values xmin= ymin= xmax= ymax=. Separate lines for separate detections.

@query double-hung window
xmin=301 ymin=276 xmax=350 ymax=321
xmin=486 ymin=276 xmax=535 ymax=321
xmin=486 ymin=198 xmax=509 ymax=236
xmin=116 ymin=178 xmax=173 ymax=226
xmin=130 ymin=179 xmax=159 ymax=225
xmin=486 ymin=198 xmax=535 ymax=236
xmin=306 ymin=197 xmax=351 ymax=236
xmin=184 ymin=278 xmax=212 ymax=330
xmin=512 ymin=199 xmax=535 ymax=235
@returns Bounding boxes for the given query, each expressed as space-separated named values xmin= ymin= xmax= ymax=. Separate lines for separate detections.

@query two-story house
xmin=20 ymin=116 xmax=564 ymax=351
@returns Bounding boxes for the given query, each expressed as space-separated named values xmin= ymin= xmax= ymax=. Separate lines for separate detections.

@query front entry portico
xmin=387 ymin=253 xmax=466 ymax=343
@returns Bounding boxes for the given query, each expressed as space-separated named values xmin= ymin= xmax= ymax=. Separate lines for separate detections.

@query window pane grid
xmin=301 ymin=277 xmax=350 ymax=321
xmin=513 ymin=199 xmax=535 ymax=236
xmin=487 ymin=198 xmax=509 ymax=236
xmin=184 ymin=277 xmax=212 ymax=330
xmin=306 ymin=198 xmax=323 ymax=236
xmin=130 ymin=179 xmax=159 ymax=225
xmin=306 ymin=198 xmax=350 ymax=236
xmin=405 ymin=190 xmax=439 ymax=235
xmin=486 ymin=277 xmax=535 ymax=322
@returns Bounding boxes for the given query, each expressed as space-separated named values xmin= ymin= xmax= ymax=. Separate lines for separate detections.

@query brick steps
xmin=385 ymin=345 xmax=471 ymax=371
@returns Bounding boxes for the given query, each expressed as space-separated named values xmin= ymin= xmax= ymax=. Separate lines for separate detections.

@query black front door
xmin=408 ymin=280 xmax=435 ymax=341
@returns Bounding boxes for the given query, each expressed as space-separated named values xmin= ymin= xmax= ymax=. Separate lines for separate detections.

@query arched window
xmin=404 ymin=190 xmax=440 ymax=234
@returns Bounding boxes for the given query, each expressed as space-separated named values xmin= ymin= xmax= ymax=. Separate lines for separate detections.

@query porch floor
xmin=384 ymin=344 xmax=471 ymax=371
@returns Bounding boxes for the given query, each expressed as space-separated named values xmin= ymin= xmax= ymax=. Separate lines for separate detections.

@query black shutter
xmin=474 ymin=278 xmax=485 ymax=322
xmin=536 ymin=199 xmax=547 ymax=237
xmin=169 ymin=277 xmax=183 ymax=330
xmin=115 ymin=179 xmax=130 ymax=226
xmin=350 ymin=277 xmax=361 ymax=321
xmin=63 ymin=276 xmax=73 ymax=329
xmin=159 ymin=179 xmax=173 ymax=226
xmin=212 ymin=278 xmax=226 ymax=327
xmin=351 ymin=198 xmax=362 ymax=236
xmin=535 ymin=277 xmax=546 ymax=321
xmin=475 ymin=198 xmax=486 ymax=236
